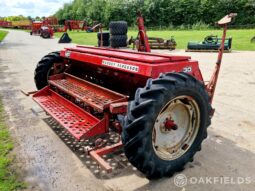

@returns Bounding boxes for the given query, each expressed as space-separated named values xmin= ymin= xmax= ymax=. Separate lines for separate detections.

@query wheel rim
xmin=152 ymin=95 xmax=200 ymax=160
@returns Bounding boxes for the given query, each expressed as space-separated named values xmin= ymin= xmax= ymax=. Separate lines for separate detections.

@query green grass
xmin=55 ymin=29 xmax=255 ymax=51
xmin=0 ymin=101 xmax=26 ymax=191
xmin=0 ymin=30 xmax=8 ymax=42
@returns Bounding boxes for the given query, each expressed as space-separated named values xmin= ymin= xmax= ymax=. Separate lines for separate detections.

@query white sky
xmin=0 ymin=0 xmax=72 ymax=17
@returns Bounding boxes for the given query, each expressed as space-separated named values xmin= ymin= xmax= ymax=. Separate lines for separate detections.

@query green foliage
xmin=0 ymin=31 xmax=8 ymax=42
xmin=0 ymin=100 xmax=26 ymax=191
xmin=192 ymin=21 xmax=211 ymax=30
xmin=1 ymin=15 xmax=28 ymax=22
xmin=54 ymin=0 xmax=255 ymax=27
xmin=54 ymin=29 xmax=255 ymax=51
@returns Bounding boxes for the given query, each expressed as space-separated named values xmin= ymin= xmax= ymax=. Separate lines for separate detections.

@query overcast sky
xmin=0 ymin=0 xmax=72 ymax=17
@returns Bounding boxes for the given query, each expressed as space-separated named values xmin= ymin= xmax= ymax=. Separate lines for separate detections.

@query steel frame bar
xmin=89 ymin=142 xmax=123 ymax=173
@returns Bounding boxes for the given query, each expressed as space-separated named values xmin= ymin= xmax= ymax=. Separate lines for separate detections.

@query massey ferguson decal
xmin=102 ymin=60 xmax=139 ymax=72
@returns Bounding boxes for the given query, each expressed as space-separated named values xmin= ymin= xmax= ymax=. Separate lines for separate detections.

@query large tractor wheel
xmin=122 ymin=72 xmax=211 ymax=178
xmin=97 ymin=32 xmax=110 ymax=40
xmin=110 ymin=35 xmax=128 ymax=48
xmin=34 ymin=52 xmax=63 ymax=90
xmin=109 ymin=21 xmax=128 ymax=35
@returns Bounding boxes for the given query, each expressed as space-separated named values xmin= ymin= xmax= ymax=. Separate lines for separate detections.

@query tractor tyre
xmin=41 ymin=30 xmax=51 ymax=39
xmin=97 ymin=32 xmax=110 ymax=40
xmin=34 ymin=51 xmax=63 ymax=90
xmin=122 ymin=72 xmax=211 ymax=179
xmin=109 ymin=21 xmax=128 ymax=35
xmin=110 ymin=35 xmax=127 ymax=48
xmin=98 ymin=40 xmax=110 ymax=47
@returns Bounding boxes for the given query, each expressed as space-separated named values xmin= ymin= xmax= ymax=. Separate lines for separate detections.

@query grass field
xmin=0 ymin=101 xmax=26 ymax=191
xmin=0 ymin=30 xmax=8 ymax=42
xmin=55 ymin=29 xmax=255 ymax=51
xmin=0 ymin=32 xmax=25 ymax=190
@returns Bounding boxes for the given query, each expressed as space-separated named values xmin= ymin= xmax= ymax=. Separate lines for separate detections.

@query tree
xmin=53 ymin=0 xmax=255 ymax=27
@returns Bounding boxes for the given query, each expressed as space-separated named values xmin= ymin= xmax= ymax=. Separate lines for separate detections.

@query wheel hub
xmin=162 ymin=118 xmax=178 ymax=132
xmin=152 ymin=96 xmax=200 ymax=160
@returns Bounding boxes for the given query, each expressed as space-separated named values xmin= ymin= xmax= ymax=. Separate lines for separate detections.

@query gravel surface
xmin=0 ymin=29 xmax=254 ymax=191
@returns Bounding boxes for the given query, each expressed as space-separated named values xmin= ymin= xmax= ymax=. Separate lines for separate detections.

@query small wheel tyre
xmin=109 ymin=21 xmax=128 ymax=35
xmin=98 ymin=40 xmax=110 ymax=47
xmin=97 ymin=32 xmax=110 ymax=40
xmin=122 ymin=72 xmax=211 ymax=178
xmin=34 ymin=51 xmax=62 ymax=90
xmin=41 ymin=30 xmax=50 ymax=39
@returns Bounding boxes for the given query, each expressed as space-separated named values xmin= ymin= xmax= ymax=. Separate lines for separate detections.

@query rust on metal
xmin=20 ymin=90 xmax=37 ymax=96
xmin=89 ymin=142 xmax=123 ymax=173
xmin=110 ymin=102 xmax=128 ymax=114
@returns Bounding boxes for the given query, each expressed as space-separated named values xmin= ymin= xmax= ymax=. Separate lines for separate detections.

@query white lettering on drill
xmin=102 ymin=60 xmax=139 ymax=72
xmin=183 ymin=66 xmax=192 ymax=73
xmin=65 ymin=51 xmax=71 ymax=58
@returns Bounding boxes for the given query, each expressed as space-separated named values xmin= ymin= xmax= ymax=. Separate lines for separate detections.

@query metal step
xmin=33 ymin=87 xmax=106 ymax=140
xmin=48 ymin=73 xmax=128 ymax=112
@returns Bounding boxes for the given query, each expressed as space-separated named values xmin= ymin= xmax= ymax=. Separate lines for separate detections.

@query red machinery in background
xmin=130 ymin=12 xmax=177 ymax=51
xmin=64 ymin=20 xmax=84 ymax=31
xmin=0 ymin=20 xmax=12 ymax=28
xmin=30 ymin=16 xmax=63 ymax=38
xmin=136 ymin=11 xmax=151 ymax=52
xmin=29 ymin=16 xmax=101 ymax=35
xmin=64 ymin=20 xmax=101 ymax=32
xmin=30 ymin=20 xmax=54 ymax=39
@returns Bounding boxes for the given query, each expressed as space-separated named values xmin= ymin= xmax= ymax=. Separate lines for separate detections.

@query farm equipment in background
xmin=42 ymin=16 xmax=66 ymax=33
xmin=30 ymin=17 xmax=65 ymax=37
xmin=30 ymin=21 xmax=43 ymax=35
xmin=9 ymin=20 xmax=31 ymax=29
xmin=82 ymin=21 xmax=99 ymax=32
xmin=129 ymin=36 xmax=177 ymax=50
xmin=64 ymin=20 xmax=101 ymax=32
xmin=148 ymin=36 xmax=176 ymax=50
xmin=30 ymin=21 xmax=54 ymax=39
xmin=40 ymin=26 xmax=54 ymax=39
xmin=58 ymin=32 xmax=72 ymax=43
xmin=65 ymin=20 xmax=85 ymax=31
xmin=109 ymin=21 xmax=128 ymax=48
xmin=0 ymin=19 xmax=31 ymax=30
xmin=186 ymin=35 xmax=233 ymax=52
xmin=129 ymin=12 xmax=176 ymax=51
xmin=0 ymin=20 xmax=12 ymax=28
xmin=30 ymin=13 xmax=236 ymax=178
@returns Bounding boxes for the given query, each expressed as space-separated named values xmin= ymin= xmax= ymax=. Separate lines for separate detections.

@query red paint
xmin=32 ymin=13 xmax=236 ymax=172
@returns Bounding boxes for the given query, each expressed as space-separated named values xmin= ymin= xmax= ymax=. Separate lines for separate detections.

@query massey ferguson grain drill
xmin=32 ymin=13 xmax=236 ymax=178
